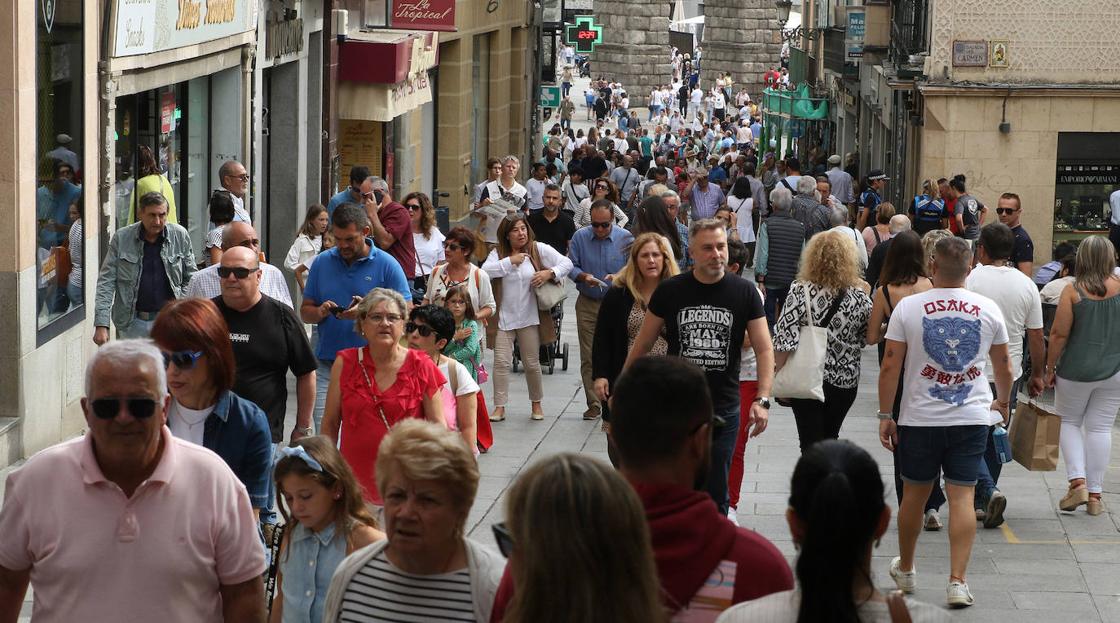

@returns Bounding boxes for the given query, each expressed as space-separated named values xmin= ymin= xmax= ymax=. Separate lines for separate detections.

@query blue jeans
xmin=119 ymin=315 xmax=156 ymax=338
xmin=261 ymin=443 xmax=280 ymax=526
xmin=705 ymin=406 xmax=740 ymax=515
xmin=66 ymin=282 xmax=82 ymax=309
xmin=764 ymin=285 xmax=791 ymax=329
xmin=313 ymin=358 xmax=334 ymax=433
xmin=976 ymin=380 xmax=1021 ymax=503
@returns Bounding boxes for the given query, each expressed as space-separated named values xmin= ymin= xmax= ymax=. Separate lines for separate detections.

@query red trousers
xmin=476 ymin=392 xmax=494 ymax=451
xmin=728 ymin=380 xmax=758 ymax=510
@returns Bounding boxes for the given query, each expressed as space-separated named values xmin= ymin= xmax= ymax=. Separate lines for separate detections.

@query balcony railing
xmin=889 ymin=0 xmax=929 ymax=66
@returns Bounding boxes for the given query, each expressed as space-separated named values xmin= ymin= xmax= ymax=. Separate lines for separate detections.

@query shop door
xmin=113 ymin=84 xmax=187 ymax=233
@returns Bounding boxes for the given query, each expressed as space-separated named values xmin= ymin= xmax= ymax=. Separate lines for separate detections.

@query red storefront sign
xmin=160 ymin=91 xmax=176 ymax=134
xmin=389 ymin=0 xmax=456 ymax=32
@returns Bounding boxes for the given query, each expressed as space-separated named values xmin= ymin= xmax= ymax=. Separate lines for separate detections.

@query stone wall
xmin=701 ymin=0 xmax=783 ymax=100
xmin=591 ymin=0 xmax=671 ymax=108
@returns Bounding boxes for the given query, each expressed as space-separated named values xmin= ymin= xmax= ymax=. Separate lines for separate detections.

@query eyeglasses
xmin=688 ymin=414 xmax=727 ymax=435
xmin=595 ymin=185 xmax=609 ymax=191
xmin=591 ymin=221 xmax=612 ymax=229
xmin=492 ymin=522 xmax=514 ymax=558
xmin=405 ymin=321 xmax=435 ymax=337
xmin=163 ymin=350 xmax=204 ymax=370
xmin=364 ymin=313 xmax=403 ymax=325
xmin=90 ymin=397 xmax=159 ymax=420
xmin=225 ymin=173 xmax=250 ymax=182
xmin=406 ymin=203 xmax=422 ymax=211
xmin=217 ymin=266 xmax=259 ymax=279
xmin=443 ymin=242 xmax=462 ymax=252
xmin=995 ymin=208 xmax=1019 ymax=215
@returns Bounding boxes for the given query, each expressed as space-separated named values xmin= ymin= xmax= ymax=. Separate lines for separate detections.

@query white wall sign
xmin=111 ymin=0 xmax=257 ymax=58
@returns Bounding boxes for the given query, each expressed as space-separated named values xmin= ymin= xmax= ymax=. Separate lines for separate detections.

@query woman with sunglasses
xmin=483 ymin=214 xmax=573 ymax=422
xmin=320 ymin=288 xmax=444 ymax=506
xmin=424 ymin=227 xmax=496 ymax=321
xmin=150 ymin=298 xmax=272 ymax=518
xmin=406 ymin=192 xmax=444 ymax=299
xmin=575 ymin=178 xmax=629 ymax=229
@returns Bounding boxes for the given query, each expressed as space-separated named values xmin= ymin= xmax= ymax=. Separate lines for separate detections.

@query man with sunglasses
xmin=568 ymin=202 xmax=633 ymax=420
xmin=326 ymin=165 xmax=371 ymax=217
xmin=217 ymin=160 xmax=252 ymax=224
xmin=0 ymin=340 xmax=267 ymax=621
xmin=93 ymin=192 xmax=197 ymax=345
xmin=995 ymin=192 xmax=1034 ymax=278
xmin=184 ymin=221 xmax=292 ymax=307
xmin=213 ymin=247 xmax=318 ymax=530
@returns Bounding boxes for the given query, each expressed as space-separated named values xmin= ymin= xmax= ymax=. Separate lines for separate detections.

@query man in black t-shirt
xmin=624 ymin=219 xmax=775 ymax=515
xmin=528 ymin=184 xmax=577 ymax=255
xmin=212 ymin=247 xmax=318 ymax=526
xmin=996 ymin=192 xmax=1034 ymax=278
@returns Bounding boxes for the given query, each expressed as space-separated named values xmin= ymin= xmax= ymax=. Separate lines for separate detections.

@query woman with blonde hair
xmin=861 ymin=201 xmax=896 ymax=255
xmin=323 ymin=420 xmax=505 ymax=622
xmin=491 ymin=453 xmax=665 ymax=623
xmin=1046 ymin=235 xmax=1120 ymax=515
xmin=773 ymin=231 xmax=873 ymax=452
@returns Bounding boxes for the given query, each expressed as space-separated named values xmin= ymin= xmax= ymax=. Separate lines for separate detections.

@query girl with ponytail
xmin=716 ymin=440 xmax=948 ymax=623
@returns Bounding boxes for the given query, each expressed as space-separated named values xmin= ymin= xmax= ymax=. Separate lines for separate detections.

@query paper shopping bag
xmin=1009 ymin=399 xmax=1061 ymax=471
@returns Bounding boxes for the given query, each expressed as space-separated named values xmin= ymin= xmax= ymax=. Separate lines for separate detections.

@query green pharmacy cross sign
xmin=565 ymin=16 xmax=603 ymax=54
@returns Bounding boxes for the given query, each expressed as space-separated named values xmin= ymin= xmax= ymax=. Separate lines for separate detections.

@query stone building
xmin=591 ymin=0 xmax=671 ymax=107
xmin=701 ymin=0 xmax=784 ymax=98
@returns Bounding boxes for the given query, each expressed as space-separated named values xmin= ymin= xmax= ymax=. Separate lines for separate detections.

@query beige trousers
xmin=492 ymin=326 xmax=544 ymax=408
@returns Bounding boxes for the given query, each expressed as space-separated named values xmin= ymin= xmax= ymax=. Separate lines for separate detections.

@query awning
xmin=339 ymin=76 xmax=432 ymax=123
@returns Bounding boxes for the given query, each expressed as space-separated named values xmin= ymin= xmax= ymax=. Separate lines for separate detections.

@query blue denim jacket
xmin=280 ymin=522 xmax=349 ymax=623
xmin=93 ymin=221 xmax=197 ymax=330
xmin=202 ymin=391 xmax=272 ymax=509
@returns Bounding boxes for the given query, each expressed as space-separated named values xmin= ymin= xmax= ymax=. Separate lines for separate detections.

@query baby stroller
xmin=511 ymin=303 xmax=570 ymax=374
xmin=575 ymin=54 xmax=591 ymax=78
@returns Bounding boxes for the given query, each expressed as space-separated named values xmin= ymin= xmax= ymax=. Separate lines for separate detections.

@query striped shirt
xmin=339 ymin=550 xmax=476 ymax=622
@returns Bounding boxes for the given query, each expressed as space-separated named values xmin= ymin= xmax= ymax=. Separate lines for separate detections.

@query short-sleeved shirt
xmin=966 ymin=264 xmax=1043 ymax=379
xmin=527 ymin=210 xmax=578 ymax=255
xmin=326 ymin=188 xmax=358 ymax=216
xmin=911 ymin=194 xmax=946 ymax=235
xmin=1010 ymin=225 xmax=1034 ymax=269
xmin=338 ymin=347 xmax=445 ymax=504
xmin=304 ymin=241 xmax=412 ymax=361
xmin=0 ymin=427 xmax=266 ymax=622
xmin=649 ymin=272 xmax=765 ymax=412
xmin=884 ymin=288 xmax=1009 ymax=427
xmin=859 ymin=188 xmax=882 ymax=222
xmin=957 ymin=194 xmax=984 ymax=240
xmin=378 ymin=201 xmax=417 ymax=277
xmin=215 ymin=294 xmax=319 ymax=441
xmin=437 ymin=358 xmax=480 ymax=437
xmin=690 ymin=183 xmax=726 ymax=220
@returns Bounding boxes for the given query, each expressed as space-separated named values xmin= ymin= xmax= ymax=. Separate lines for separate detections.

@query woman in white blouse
xmin=482 ymin=214 xmax=572 ymax=422
xmin=406 ymin=191 xmax=445 ymax=295
xmin=283 ymin=204 xmax=329 ymax=291
xmin=575 ymin=179 xmax=629 ymax=229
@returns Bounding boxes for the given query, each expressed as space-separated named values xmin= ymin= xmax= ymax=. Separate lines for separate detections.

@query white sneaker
xmin=726 ymin=508 xmax=739 ymax=526
xmin=946 ymin=581 xmax=974 ymax=608
xmin=889 ymin=556 xmax=917 ymax=594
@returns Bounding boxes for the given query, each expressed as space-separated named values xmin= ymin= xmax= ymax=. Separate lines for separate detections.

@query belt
xmin=135 ymin=310 xmax=159 ymax=321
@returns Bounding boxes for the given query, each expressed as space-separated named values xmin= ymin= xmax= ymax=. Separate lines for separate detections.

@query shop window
xmin=1053 ymin=133 xmax=1120 ymax=246
xmin=35 ymin=0 xmax=84 ymax=339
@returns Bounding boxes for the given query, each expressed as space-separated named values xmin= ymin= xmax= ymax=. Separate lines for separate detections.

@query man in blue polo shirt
xmin=325 ymin=166 xmax=371 ymax=217
xmin=569 ymin=201 xmax=634 ymax=421
xmin=300 ymin=203 xmax=412 ymax=429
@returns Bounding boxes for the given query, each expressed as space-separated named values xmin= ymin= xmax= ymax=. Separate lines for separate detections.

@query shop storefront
xmin=103 ymin=0 xmax=257 ymax=260
xmin=1052 ymin=133 xmax=1120 ymax=246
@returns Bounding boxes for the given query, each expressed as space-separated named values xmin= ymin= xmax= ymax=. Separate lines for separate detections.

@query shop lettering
xmin=391 ymin=73 xmax=428 ymax=102
xmin=124 ymin=17 xmax=146 ymax=47
xmin=177 ymin=0 xmax=201 ymax=29
xmin=922 ymin=299 xmax=980 ymax=317
xmin=393 ymin=0 xmax=452 ymax=23
xmin=205 ymin=0 xmax=236 ymax=24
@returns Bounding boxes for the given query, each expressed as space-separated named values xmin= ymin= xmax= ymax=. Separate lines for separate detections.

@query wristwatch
xmin=753 ymin=396 xmax=771 ymax=409
xmin=294 ymin=426 xmax=314 ymax=437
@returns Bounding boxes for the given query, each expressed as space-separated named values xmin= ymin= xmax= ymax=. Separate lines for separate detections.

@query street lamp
xmin=775 ymin=0 xmax=823 ymax=43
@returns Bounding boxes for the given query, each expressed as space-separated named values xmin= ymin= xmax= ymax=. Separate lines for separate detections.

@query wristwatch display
xmin=753 ymin=396 xmax=771 ymax=409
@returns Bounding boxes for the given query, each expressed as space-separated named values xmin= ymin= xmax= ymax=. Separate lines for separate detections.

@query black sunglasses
xmin=591 ymin=221 xmax=612 ymax=229
xmin=162 ymin=350 xmax=204 ymax=370
xmin=995 ymin=208 xmax=1018 ymax=215
xmin=217 ymin=266 xmax=259 ymax=280
xmin=405 ymin=322 xmax=435 ymax=337
xmin=406 ymin=203 xmax=422 ymax=211
xmin=91 ymin=397 xmax=158 ymax=420
xmin=689 ymin=414 xmax=727 ymax=435
xmin=443 ymin=242 xmax=462 ymax=252
xmin=492 ymin=522 xmax=514 ymax=558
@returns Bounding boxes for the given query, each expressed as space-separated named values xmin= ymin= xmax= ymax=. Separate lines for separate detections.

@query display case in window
xmin=1053 ymin=163 xmax=1118 ymax=243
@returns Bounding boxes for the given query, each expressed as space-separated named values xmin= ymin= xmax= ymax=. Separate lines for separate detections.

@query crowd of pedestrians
xmin=5 ymin=62 xmax=1120 ymax=623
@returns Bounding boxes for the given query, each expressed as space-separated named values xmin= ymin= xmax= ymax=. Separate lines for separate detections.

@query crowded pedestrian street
xmin=7 ymin=0 xmax=1120 ymax=621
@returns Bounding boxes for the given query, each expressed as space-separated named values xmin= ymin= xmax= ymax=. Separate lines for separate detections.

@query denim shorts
xmin=897 ymin=425 xmax=988 ymax=486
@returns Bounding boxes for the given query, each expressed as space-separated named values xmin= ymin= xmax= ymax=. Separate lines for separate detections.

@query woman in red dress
xmin=322 ymin=288 xmax=445 ymax=505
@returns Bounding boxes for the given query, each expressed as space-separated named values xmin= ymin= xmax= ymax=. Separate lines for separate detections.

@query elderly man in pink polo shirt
xmin=0 ymin=340 xmax=266 ymax=622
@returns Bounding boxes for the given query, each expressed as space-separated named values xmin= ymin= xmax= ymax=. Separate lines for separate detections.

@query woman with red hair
xmin=150 ymin=298 xmax=272 ymax=515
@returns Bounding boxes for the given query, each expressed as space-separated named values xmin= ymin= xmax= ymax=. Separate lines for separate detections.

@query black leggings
xmin=791 ymin=383 xmax=859 ymax=453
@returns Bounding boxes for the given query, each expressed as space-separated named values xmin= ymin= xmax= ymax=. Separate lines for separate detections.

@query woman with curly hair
xmin=575 ymin=178 xmax=629 ymax=228
xmin=773 ymin=231 xmax=873 ymax=452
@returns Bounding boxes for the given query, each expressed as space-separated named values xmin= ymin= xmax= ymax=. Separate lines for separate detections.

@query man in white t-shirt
xmin=407 ymin=305 xmax=481 ymax=455
xmin=525 ymin=162 xmax=549 ymax=212
xmin=879 ymin=236 xmax=1013 ymax=609
xmin=965 ymin=223 xmax=1044 ymax=528
xmin=476 ymin=155 xmax=528 ymax=246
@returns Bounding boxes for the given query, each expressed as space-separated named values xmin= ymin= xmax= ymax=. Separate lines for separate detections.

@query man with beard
xmin=625 ymin=219 xmax=775 ymax=515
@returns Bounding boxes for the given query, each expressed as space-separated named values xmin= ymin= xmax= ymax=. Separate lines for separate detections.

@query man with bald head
xmin=184 ymin=221 xmax=292 ymax=306
xmin=213 ymin=247 xmax=317 ymax=531
xmin=0 ymin=340 xmax=266 ymax=621
xmin=217 ymin=160 xmax=252 ymax=224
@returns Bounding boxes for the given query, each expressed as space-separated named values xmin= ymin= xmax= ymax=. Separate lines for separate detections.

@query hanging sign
xmin=564 ymin=16 xmax=603 ymax=54
xmin=390 ymin=0 xmax=456 ymax=32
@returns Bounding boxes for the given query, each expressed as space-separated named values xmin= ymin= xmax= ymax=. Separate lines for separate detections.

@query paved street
xmin=461 ymin=287 xmax=1120 ymax=622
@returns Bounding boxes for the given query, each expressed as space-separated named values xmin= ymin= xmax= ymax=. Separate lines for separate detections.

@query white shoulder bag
xmin=772 ymin=288 xmax=847 ymax=402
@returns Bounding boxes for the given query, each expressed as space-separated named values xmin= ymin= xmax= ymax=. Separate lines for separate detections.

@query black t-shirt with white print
xmin=648 ymin=272 xmax=766 ymax=412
